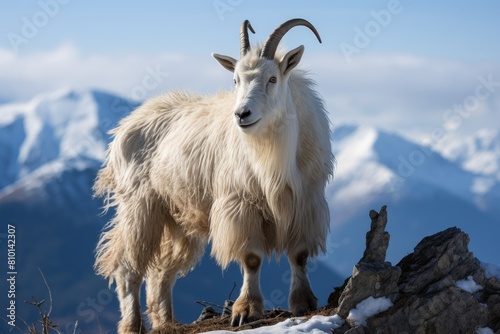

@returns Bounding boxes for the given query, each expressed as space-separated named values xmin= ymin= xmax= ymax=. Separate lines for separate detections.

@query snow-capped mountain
xmin=432 ymin=129 xmax=500 ymax=181
xmin=0 ymin=89 xmax=139 ymax=200
xmin=1 ymin=89 xmax=499 ymax=333
xmin=331 ymin=125 xmax=500 ymax=215
xmin=325 ymin=124 xmax=500 ymax=275
xmin=0 ymin=89 xmax=141 ymax=333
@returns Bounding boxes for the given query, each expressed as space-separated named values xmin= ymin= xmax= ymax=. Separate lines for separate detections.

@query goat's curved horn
xmin=240 ymin=20 xmax=255 ymax=58
xmin=261 ymin=18 xmax=322 ymax=60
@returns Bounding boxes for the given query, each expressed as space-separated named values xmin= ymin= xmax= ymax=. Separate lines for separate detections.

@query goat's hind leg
xmin=97 ymin=219 xmax=150 ymax=334
xmin=115 ymin=266 xmax=147 ymax=334
xmin=145 ymin=221 xmax=207 ymax=330
xmin=104 ymin=199 xmax=167 ymax=333
xmin=145 ymin=225 xmax=178 ymax=329
xmin=146 ymin=269 xmax=176 ymax=329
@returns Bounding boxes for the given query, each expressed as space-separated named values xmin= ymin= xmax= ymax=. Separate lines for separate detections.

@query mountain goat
xmin=94 ymin=18 xmax=334 ymax=333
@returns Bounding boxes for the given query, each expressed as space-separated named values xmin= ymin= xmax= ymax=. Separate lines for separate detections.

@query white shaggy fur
xmin=94 ymin=29 xmax=333 ymax=333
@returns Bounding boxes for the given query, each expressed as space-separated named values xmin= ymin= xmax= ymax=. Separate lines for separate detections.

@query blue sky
xmin=1 ymin=1 xmax=499 ymax=59
xmin=1 ymin=1 xmax=499 ymax=140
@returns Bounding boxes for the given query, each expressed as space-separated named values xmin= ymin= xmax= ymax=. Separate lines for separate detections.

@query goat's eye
xmin=233 ymin=79 xmax=237 ymax=85
xmin=269 ymin=76 xmax=277 ymax=84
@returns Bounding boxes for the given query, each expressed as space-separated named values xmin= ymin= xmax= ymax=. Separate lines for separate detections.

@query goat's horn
xmin=260 ymin=18 xmax=322 ymax=60
xmin=240 ymin=20 xmax=255 ymax=58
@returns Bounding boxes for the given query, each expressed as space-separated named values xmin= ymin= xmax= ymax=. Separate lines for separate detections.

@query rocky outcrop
xmin=329 ymin=206 xmax=500 ymax=334
xmin=360 ymin=206 xmax=391 ymax=263
xmin=330 ymin=206 xmax=401 ymax=320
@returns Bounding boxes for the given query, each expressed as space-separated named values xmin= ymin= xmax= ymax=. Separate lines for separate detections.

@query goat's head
xmin=213 ymin=19 xmax=321 ymax=134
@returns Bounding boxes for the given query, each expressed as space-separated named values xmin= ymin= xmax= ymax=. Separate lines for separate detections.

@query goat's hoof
xmin=117 ymin=320 xmax=147 ymax=334
xmin=290 ymin=287 xmax=318 ymax=315
xmin=230 ymin=295 xmax=264 ymax=326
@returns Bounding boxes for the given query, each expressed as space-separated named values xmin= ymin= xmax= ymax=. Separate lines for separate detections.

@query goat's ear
xmin=279 ymin=45 xmax=305 ymax=77
xmin=212 ymin=53 xmax=238 ymax=73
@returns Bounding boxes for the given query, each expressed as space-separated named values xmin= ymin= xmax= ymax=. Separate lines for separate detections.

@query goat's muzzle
xmin=234 ymin=109 xmax=260 ymax=128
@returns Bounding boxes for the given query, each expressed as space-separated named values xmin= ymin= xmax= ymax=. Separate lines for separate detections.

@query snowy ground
xmin=201 ymin=315 xmax=344 ymax=334
xmin=201 ymin=262 xmax=500 ymax=334
xmin=201 ymin=297 xmax=393 ymax=334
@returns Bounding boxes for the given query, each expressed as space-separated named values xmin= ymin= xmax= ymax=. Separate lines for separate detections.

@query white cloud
xmin=306 ymin=53 xmax=500 ymax=137
xmin=0 ymin=42 xmax=230 ymax=103
xmin=1 ymin=43 xmax=498 ymax=140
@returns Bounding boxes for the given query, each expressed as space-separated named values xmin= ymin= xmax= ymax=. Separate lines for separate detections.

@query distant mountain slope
xmin=0 ymin=89 xmax=139 ymax=194
xmin=0 ymin=89 xmax=498 ymax=332
xmin=433 ymin=129 xmax=500 ymax=181
xmin=324 ymin=124 xmax=500 ymax=275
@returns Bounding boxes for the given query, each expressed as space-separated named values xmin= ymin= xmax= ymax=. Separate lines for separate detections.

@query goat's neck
xmin=248 ymin=98 xmax=302 ymax=203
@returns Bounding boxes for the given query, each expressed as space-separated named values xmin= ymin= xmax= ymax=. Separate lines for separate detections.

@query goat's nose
xmin=235 ymin=109 xmax=251 ymax=121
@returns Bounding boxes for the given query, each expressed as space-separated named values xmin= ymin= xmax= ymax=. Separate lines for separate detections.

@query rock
xmin=336 ymin=206 xmax=401 ymax=318
xmin=195 ymin=306 xmax=220 ymax=322
xmin=397 ymin=227 xmax=484 ymax=295
xmin=222 ymin=299 xmax=234 ymax=316
xmin=487 ymin=277 xmax=500 ymax=291
xmin=486 ymin=294 xmax=500 ymax=331
xmin=332 ymin=322 xmax=352 ymax=334
xmin=368 ymin=286 xmax=489 ymax=333
xmin=328 ymin=277 xmax=350 ymax=308
xmin=345 ymin=326 xmax=369 ymax=334
xmin=337 ymin=262 xmax=401 ymax=318
xmin=368 ymin=227 xmax=491 ymax=333
xmin=360 ymin=205 xmax=390 ymax=263
xmin=329 ymin=208 xmax=500 ymax=333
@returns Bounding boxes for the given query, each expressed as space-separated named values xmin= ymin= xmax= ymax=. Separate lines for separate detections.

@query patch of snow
xmin=201 ymin=315 xmax=344 ymax=334
xmin=347 ymin=296 xmax=393 ymax=326
xmin=456 ymin=276 xmax=483 ymax=293
xmin=476 ymin=327 xmax=494 ymax=334
xmin=481 ymin=262 xmax=500 ymax=280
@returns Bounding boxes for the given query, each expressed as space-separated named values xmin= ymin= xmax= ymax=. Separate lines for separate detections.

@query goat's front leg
xmin=288 ymin=250 xmax=317 ymax=315
xmin=231 ymin=252 xmax=264 ymax=326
